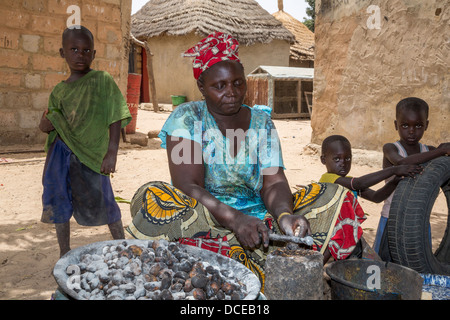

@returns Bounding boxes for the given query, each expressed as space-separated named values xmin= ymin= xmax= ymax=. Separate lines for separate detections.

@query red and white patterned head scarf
xmin=183 ymin=32 xmax=240 ymax=80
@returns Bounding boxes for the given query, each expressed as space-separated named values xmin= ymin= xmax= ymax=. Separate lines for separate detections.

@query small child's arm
xmin=336 ymin=165 xmax=420 ymax=191
xmin=39 ymin=109 xmax=55 ymax=134
xmin=335 ymin=164 xmax=422 ymax=202
xmin=358 ymin=175 xmax=403 ymax=203
xmin=100 ymin=120 xmax=121 ymax=175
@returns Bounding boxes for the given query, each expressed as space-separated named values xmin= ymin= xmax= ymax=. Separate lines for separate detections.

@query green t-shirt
xmin=45 ymin=70 xmax=131 ymax=174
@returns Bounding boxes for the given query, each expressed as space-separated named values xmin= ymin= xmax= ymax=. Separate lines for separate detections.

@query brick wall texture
xmin=0 ymin=0 xmax=131 ymax=146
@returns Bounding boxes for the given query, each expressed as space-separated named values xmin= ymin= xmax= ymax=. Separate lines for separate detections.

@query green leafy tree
xmin=302 ymin=0 xmax=315 ymax=32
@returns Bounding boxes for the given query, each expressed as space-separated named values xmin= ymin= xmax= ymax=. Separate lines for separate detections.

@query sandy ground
xmin=0 ymin=107 xmax=447 ymax=300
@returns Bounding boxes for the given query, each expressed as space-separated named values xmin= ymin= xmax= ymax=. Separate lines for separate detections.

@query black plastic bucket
xmin=325 ymin=260 xmax=423 ymax=300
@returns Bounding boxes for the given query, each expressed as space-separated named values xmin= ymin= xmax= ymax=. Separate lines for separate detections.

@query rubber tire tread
xmin=387 ymin=156 xmax=450 ymax=275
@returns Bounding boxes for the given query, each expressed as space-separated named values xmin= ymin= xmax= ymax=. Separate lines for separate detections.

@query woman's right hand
xmin=230 ymin=212 xmax=270 ymax=249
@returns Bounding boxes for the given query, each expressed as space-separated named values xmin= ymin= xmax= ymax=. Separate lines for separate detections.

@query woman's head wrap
xmin=183 ymin=32 xmax=240 ymax=80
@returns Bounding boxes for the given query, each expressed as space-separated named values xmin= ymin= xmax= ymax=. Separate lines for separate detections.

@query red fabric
xmin=179 ymin=231 xmax=231 ymax=257
xmin=327 ymin=191 xmax=366 ymax=260
xmin=183 ymin=32 xmax=240 ymax=80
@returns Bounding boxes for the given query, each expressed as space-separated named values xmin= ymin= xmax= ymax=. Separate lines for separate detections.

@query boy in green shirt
xmin=39 ymin=26 xmax=131 ymax=257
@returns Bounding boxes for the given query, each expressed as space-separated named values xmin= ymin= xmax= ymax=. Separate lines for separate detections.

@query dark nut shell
xmin=160 ymin=275 xmax=172 ymax=290
xmin=221 ymin=281 xmax=235 ymax=295
xmin=192 ymin=288 xmax=206 ymax=300
xmin=184 ymin=278 xmax=193 ymax=292
xmin=128 ymin=245 xmax=143 ymax=256
xmin=160 ymin=289 xmax=173 ymax=300
xmin=191 ymin=274 xmax=208 ymax=289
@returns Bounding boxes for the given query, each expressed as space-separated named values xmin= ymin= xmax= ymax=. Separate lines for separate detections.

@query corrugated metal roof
xmin=248 ymin=66 xmax=314 ymax=79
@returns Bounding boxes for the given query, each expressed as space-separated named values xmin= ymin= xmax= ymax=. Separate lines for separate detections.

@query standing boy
xmin=39 ymin=26 xmax=131 ymax=257
xmin=374 ymin=97 xmax=450 ymax=259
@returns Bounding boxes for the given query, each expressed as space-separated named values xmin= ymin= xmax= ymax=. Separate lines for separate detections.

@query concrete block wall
xmin=0 ymin=0 xmax=131 ymax=146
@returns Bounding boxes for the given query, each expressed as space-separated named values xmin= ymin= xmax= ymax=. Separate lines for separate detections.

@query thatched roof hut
xmin=131 ymin=0 xmax=295 ymax=45
xmin=130 ymin=0 xmax=296 ymax=104
xmin=272 ymin=3 xmax=314 ymax=67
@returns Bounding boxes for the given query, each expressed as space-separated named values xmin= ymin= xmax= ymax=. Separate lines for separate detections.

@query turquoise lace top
xmin=158 ymin=101 xmax=284 ymax=219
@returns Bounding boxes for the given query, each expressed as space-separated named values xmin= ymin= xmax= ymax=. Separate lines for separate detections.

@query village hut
xmin=131 ymin=0 xmax=295 ymax=104
xmin=272 ymin=1 xmax=315 ymax=68
xmin=245 ymin=66 xmax=314 ymax=119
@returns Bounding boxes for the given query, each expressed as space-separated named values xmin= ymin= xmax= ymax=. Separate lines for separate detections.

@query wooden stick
xmin=130 ymin=34 xmax=159 ymax=113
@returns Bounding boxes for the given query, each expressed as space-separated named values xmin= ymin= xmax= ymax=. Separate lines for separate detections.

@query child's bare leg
xmin=108 ymin=219 xmax=125 ymax=239
xmin=323 ymin=247 xmax=332 ymax=265
xmin=55 ymin=222 xmax=71 ymax=257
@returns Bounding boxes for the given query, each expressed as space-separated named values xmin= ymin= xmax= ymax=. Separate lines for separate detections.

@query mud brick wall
xmin=312 ymin=0 xmax=449 ymax=151
xmin=0 ymin=0 xmax=132 ymax=146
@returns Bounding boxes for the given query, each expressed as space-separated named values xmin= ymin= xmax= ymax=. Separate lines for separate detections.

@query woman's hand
xmin=230 ymin=212 xmax=270 ymax=249
xmin=278 ymin=214 xmax=311 ymax=238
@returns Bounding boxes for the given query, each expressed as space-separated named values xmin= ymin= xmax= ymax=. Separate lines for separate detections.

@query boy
xmin=374 ymin=97 xmax=450 ymax=258
xmin=39 ymin=26 xmax=131 ymax=257
xmin=319 ymin=135 xmax=422 ymax=261
xmin=318 ymin=135 xmax=422 ymax=261
xmin=319 ymin=135 xmax=422 ymax=202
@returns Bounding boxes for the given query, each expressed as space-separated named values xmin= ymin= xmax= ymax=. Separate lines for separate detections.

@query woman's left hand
xmin=278 ymin=214 xmax=311 ymax=238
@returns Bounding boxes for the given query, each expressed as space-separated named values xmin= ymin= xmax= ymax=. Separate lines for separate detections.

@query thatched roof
xmin=272 ymin=10 xmax=314 ymax=61
xmin=131 ymin=0 xmax=295 ymax=46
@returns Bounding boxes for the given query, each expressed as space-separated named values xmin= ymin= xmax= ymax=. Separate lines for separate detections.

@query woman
xmin=127 ymin=33 xmax=365 ymax=289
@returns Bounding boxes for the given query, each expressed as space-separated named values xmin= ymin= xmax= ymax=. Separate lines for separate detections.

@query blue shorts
xmin=373 ymin=216 xmax=388 ymax=254
xmin=41 ymin=138 xmax=121 ymax=226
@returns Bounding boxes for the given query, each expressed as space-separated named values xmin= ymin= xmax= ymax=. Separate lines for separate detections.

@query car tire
xmin=387 ymin=156 xmax=450 ymax=275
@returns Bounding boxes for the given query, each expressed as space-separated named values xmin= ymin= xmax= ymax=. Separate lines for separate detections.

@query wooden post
xmin=130 ymin=34 xmax=159 ymax=113
xmin=278 ymin=0 xmax=284 ymax=12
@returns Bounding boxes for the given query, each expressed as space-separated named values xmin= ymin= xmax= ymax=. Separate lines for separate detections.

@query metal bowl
xmin=53 ymin=239 xmax=261 ymax=300
xmin=325 ymin=259 xmax=423 ymax=300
